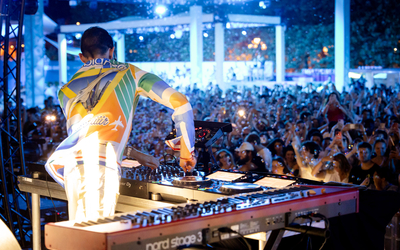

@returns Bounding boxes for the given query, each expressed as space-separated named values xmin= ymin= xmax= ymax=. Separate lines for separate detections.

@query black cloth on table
xmin=324 ymin=189 xmax=400 ymax=250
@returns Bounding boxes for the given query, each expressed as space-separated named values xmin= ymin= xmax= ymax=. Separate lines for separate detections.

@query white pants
xmin=64 ymin=164 xmax=120 ymax=222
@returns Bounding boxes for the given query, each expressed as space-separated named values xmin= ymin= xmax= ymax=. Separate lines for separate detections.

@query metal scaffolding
xmin=0 ymin=0 xmax=32 ymax=247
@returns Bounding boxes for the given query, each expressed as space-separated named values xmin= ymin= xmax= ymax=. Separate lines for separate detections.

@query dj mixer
xmin=119 ymin=162 xmax=322 ymax=203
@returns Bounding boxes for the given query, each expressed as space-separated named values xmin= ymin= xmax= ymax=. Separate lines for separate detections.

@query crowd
xmin=14 ymin=77 xmax=400 ymax=190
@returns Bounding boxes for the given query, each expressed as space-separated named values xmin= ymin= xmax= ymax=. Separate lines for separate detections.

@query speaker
xmin=0 ymin=219 xmax=21 ymax=250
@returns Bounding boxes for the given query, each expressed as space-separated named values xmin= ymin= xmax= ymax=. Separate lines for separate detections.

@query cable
xmin=162 ymin=153 xmax=179 ymax=167
xmin=319 ymin=238 xmax=328 ymax=250
xmin=217 ymin=227 xmax=251 ymax=250
xmin=45 ymin=173 xmax=58 ymax=222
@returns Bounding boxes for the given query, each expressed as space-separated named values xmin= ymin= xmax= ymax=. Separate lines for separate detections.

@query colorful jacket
xmin=45 ymin=58 xmax=195 ymax=187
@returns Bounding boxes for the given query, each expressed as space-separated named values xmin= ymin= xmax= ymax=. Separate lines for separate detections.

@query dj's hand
xmin=137 ymin=154 xmax=160 ymax=169
xmin=128 ymin=147 xmax=159 ymax=169
xmin=180 ymin=157 xmax=197 ymax=172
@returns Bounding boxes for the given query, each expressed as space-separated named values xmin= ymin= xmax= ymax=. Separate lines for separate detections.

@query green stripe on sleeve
xmin=114 ymin=85 xmax=130 ymax=119
xmin=138 ymin=73 xmax=162 ymax=93
xmin=120 ymin=75 xmax=133 ymax=104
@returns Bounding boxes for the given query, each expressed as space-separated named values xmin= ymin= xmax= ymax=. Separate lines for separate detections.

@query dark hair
xmin=327 ymin=92 xmax=340 ymax=104
xmin=272 ymin=156 xmax=290 ymax=174
xmin=283 ymin=145 xmax=295 ymax=158
xmin=374 ymin=167 xmax=391 ymax=180
xmin=267 ymin=138 xmax=284 ymax=156
xmin=301 ymin=141 xmax=321 ymax=158
xmin=299 ymin=111 xmax=311 ymax=120
xmin=332 ymin=153 xmax=352 ymax=177
xmin=81 ymin=26 xmax=114 ymax=58
xmin=245 ymin=132 xmax=261 ymax=145
xmin=306 ymin=128 xmax=322 ymax=141
xmin=357 ymin=142 xmax=372 ymax=151
xmin=375 ymin=130 xmax=388 ymax=140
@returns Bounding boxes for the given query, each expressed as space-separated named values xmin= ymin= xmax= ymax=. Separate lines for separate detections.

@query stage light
xmin=242 ymin=31 xmax=247 ymax=35
xmin=155 ymin=5 xmax=167 ymax=15
xmin=323 ymin=46 xmax=328 ymax=53
xmin=175 ymin=30 xmax=183 ymax=39
xmin=203 ymin=33 xmax=208 ymax=38
xmin=170 ymin=34 xmax=175 ymax=39
xmin=253 ymin=38 xmax=261 ymax=44
xmin=76 ymin=22 xmax=80 ymax=26
xmin=238 ymin=110 xmax=245 ymax=117
xmin=248 ymin=44 xmax=253 ymax=49
xmin=261 ymin=44 xmax=267 ymax=50
xmin=75 ymin=33 xmax=82 ymax=39
xmin=395 ymin=48 xmax=398 ymax=52
xmin=139 ymin=36 xmax=144 ymax=41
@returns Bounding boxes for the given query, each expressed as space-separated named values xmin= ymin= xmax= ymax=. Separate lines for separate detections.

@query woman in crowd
xmin=215 ymin=149 xmax=236 ymax=170
xmin=283 ymin=145 xmax=299 ymax=176
xmin=293 ymin=140 xmax=322 ymax=180
xmin=271 ymin=156 xmax=290 ymax=175
xmin=372 ymin=139 xmax=389 ymax=168
xmin=267 ymin=138 xmax=284 ymax=157
xmin=311 ymin=153 xmax=352 ymax=183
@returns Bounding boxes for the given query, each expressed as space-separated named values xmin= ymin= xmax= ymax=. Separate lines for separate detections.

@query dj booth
xmin=17 ymin=121 xmax=400 ymax=250
xmin=19 ymin=164 xmax=361 ymax=250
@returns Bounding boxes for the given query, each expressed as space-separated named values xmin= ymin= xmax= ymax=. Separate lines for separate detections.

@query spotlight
xmin=75 ymin=33 xmax=82 ymax=39
xmin=155 ymin=5 xmax=167 ymax=15
xmin=170 ymin=34 xmax=175 ymax=39
xmin=139 ymin=36 xmax=144 ymax=41
xmin=203 ymin=33 xmax=208 ymax=38
xmin=242 ymin=31 xmax=247 ymax=35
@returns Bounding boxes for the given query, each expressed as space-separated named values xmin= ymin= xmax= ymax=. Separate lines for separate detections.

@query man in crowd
xmin=349 ymin=142 xmax=380 ymax=185
xmin=236 ymin=142 xmax=265 ymax=172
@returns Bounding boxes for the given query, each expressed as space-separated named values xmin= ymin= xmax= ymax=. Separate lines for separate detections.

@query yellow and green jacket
xmin=45 ymin=58 xmax=194 ymax=187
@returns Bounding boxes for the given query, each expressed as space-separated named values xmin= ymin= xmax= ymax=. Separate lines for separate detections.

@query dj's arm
xmin=126 ymin=146 xmax=159 ymax=169
xmin=135 ymin=70 xmax=196 ymax=171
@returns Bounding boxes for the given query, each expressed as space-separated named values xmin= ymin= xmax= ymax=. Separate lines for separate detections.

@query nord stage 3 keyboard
xmin=45 ymin=185 xmax=359 ymax=250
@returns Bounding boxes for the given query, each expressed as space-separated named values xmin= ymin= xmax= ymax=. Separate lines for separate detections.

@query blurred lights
xmin=226 ymin=23 xmax=231 ymax=29
xmin=155 ymin=5 xmax=167 ymax=15
xmin=75 ymin=33 xmax=82 ymax=39
xmin=21 ymin=44 xmax=24 ymax=48
xmin=253 ymin=37 xmax=261 ymax=44
xmin=238 ymin=110 xmax=245 ymax=117
xmin=395 ymin=48 xmax=398 ymax=52
xmin=203 ymin=33 xmax=208 ymax=38
xmin=76 ymin=22 xmax=80 ymax=26
xmin=170 ymin=34 xmax=175 ymax=39
xmin=261 ymin=44 xmax=267 ymax=50
xmin=174 ymin=30 xmax=183 ymax=39
xmin=248 ymin=44 xmax=253 ymax=49
xmin=323 ymin=46 xmax=328 ymax=53
xmin=10 ymin=45 xmax=14 ymax=49
xmin=348 ymin=72 xmax=361 ymax=79
xmin=139 ymin=36 xmax=144 ymax=41
xmin=259 ymin=1 xmax=267 ymax=9
xmin=46 ymin=115 xmax=56 ymax=122
xmin=242 ymin=30 xmax=247 ymax=35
